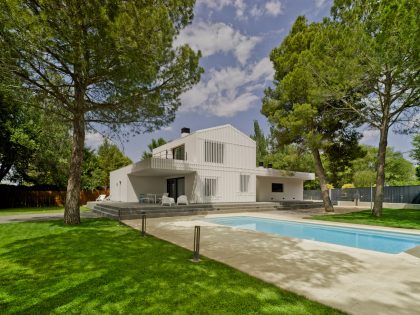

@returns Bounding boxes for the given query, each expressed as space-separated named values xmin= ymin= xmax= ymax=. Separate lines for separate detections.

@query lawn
xmin=0 ymin=206 xmax=89 ymax=217
xmin=310 ymin=208 xmax=420 ymax=230
xmin=0 ymin=218 xmax=343 ymax=315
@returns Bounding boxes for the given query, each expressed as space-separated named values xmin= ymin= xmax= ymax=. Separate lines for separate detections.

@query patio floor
xmin=123 ymin=211 xmax=420 ymax=315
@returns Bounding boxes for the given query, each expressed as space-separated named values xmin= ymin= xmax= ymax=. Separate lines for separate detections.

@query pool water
xmin=206 ymin=216 xmax=420 ymax=254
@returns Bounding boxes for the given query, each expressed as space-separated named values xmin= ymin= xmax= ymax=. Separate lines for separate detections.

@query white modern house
xmin=110 ymin=124 xmax=314 ymax=203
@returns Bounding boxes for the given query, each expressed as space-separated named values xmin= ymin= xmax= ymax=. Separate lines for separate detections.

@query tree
xmin=80 ymin=147 xmax=101 ymax=190
xmin=262 ymin=16 xmax=363 ymax=212
xmin=97 ymin=140 xmax=132 ymax=188
xmin=410 ymin=135 xmax=420 ymax=164
xmin=141 ymin=138 xmax=167 ymax=161
xmin=313 ymin=0 xmax=420 ymax=216
xmin=411 ymin=135 xmax=420 ymax=181
xmin=0 ymin=91 xmax=37 ymax=182
xmin=323 ymin=132 xmax=365 ymax=188
xmin=352 ymin=145 xmax=417 ymax=187
xmin=0 ymin=0 xmax=202 ymax=224
xmin=0 ymin=87 xmax=71 ymax=186
xmin=250 ymin=120 xmax=269 ymax=165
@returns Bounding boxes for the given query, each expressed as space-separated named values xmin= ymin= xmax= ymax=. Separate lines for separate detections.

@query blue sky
xmin=86 ymin=0 xmax=413 ymax=162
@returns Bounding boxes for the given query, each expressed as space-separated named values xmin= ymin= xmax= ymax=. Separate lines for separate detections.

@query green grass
xmin=0 ymin=206 xmax=89 ymax=216
xmin=310 ymin=208 xmax=420 ymax=230
xmin=0 ymin=219 xmax=344 ymax=315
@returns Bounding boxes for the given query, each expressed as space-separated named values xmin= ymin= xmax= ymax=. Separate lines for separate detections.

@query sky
xmin=86 ymin=0 xmax=414 ymax=162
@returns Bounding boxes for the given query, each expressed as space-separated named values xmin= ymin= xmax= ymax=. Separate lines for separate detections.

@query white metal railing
xmin=152 ymin=150 xmax=187 ymax=160
xmin=150 ymin=157 xmax=194 ymax=171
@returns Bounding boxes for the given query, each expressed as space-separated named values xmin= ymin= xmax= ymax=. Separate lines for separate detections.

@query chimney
xmin=258 ymin=161 xmax=264 ymax=167
xmin=181 ymin=127 xmax=190 ymax=137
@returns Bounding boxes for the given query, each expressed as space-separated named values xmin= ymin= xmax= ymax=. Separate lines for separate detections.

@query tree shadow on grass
xmin=0 ymin=219 xmax=344 ymax=315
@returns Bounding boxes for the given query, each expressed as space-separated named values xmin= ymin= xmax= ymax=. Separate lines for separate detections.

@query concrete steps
xmin=92 ymin=201 xmax=324 ymax=220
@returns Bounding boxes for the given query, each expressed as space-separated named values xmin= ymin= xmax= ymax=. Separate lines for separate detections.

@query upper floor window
xmin=172 ymin=145 xmax=185 ymax=160
xmin=240 ymin=175 xmax=250 ymax=193
xmin=204 ymin=140 xmax=224 ymax=163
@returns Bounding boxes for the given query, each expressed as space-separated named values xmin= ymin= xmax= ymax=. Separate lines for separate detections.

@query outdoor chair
xmin=139 ymin=193 xmax=152 ymax=203
xmin=156 ymin=193 xmax=164 ymax=204
xmin=161 ymin=195 xmax=175 ymax=206
xmin=96 ymin=194 xmax=107 ymax=201
xmin=177 ymin=195 xmax=189 ymax=205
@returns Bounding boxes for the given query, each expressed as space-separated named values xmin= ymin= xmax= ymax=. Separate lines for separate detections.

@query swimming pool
xmin=206 ymin=216 xmax=420 ymax=254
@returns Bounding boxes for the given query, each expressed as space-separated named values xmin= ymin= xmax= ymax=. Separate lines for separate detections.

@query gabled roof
xmin=195 ymin=124 xmax=256 ymax=144
xmin=153 ymin=124 xmax=255 ymax=153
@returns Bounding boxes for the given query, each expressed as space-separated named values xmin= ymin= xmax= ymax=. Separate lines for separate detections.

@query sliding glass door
xmin=167 ymin=177 xmax=185 ymax=201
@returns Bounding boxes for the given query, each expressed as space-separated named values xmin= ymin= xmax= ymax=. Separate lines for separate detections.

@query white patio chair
xmin=96 ymin=194 xmax=106 ymax=202
xmin=161 ymin=195 xmax=175 ymax=206
xmin=177 ymin=195 xmax=189 ymax=206
xmin=156 ymin=193 xmax=164 ymax=204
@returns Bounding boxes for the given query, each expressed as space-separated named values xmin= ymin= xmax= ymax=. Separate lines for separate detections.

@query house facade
xmin=110 ymin=124 xmax=314 ymax=203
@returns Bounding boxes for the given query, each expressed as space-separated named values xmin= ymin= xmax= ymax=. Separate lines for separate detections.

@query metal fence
xmin=304 ymin=185 xmax=420 ymax=204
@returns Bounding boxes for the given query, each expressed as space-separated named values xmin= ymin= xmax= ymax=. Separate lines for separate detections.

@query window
xmin=204 ymin=178 xmax=217 ymax=197
xmin=240 ymin=175 xmax=250 ymax=193
xmin=172 ymin=145 xmax=185 ymax=160
xmin=272 ymin=183 xmax=284 ymax=192
xmin=204 ymin=140 xmax=224 ymax=163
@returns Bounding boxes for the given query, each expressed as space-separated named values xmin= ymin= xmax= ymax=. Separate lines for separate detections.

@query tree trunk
xmin=64 ymin=114 xmax=85 ymax=224
xmin=372 ymin=123 xmax=389 ymax=217
xmin=311 ymin=148 xmax=334 ymax=212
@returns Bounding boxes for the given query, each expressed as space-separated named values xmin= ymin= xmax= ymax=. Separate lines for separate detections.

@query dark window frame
xmin=172 ymin=144 xmax=185 ymax=160
xmin=272 ymin=183 xmax=284 ymax=193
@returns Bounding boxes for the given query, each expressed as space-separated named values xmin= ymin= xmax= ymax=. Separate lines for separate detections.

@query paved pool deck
xmin=123 ymin=211 xmax=420 ymax=315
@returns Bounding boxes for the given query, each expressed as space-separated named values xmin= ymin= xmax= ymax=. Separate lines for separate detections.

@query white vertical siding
xmin=256 ymin=177 xmax=304 ymax=201
xmin=110 ymin=125 xmax=310 ymax=204
xmin=191 ymin=170 xmax=256 ymax=203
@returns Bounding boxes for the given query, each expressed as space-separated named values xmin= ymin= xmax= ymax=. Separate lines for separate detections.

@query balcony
xmin=128 ymin=157 xmax=196 ymax=176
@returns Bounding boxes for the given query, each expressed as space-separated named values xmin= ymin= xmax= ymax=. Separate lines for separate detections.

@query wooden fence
xmin=0 ymin=188 xmax=109 ymax=209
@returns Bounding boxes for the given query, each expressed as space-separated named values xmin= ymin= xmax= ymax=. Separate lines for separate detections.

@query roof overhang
xmin=254 ymin=167 xmax=315 ymax=180
xmin=127 ymin=158 xmax=196 ymax=177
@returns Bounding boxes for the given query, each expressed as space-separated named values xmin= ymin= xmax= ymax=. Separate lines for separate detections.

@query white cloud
xmin=250 ymin=5 xmax=264 ymax=18
xmin=250 ymin=1 xmax=284 ymax=19
xmin=198 ymin=0 xmax=284 ymax=19
xmin=198 ymin=0 xmax=247 ymax=19
xmin=85 ymin=132 xmax=104 ymax=149
xmin=249 ymin=57 xmax=275 ymax=82
xmin=180 ymin=57 xmax=274 ymax=117
xmin=314 ymin=0 xmax=328 ymax=8
xmin=162 ymin=126 xmax=173 ymax=131
xmin=361 ymin=129 xmax=380 ymax=144
xmin=265 ymin=0 xmax=283 ymax=16
xmin=175 ymin=22 xmax=260 ymax=65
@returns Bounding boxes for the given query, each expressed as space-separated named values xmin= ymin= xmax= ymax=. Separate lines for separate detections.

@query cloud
xmin=180 ymin=57 xmax=274 ymax=117
xmin=250 ymin=5 xmax=264 ymax=18
xmin=85 ymin=132 xmax=104 ymax=149
xmin=314 ymin=0 xmax=328 ymax=8
xmin=175 ymin=22 xmax=260 ymax=65
xmin=198 ymin=0 xmax=284 ymax=19
xmin=361 ymin=129 xmax=380 ymax=144
xmin=198 ymin=0 xmax=247 ymax=19
xmin=265 ymin=0 xmax=283 ymax=16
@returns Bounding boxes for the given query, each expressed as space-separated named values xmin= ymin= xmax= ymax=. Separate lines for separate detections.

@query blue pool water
xmin=207 ymin=216 xmax=420 ymax=254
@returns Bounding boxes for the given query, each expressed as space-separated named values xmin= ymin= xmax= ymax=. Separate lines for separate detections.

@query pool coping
xmin=203 ymin=211 xmax=420 ymax=236
xmin=200 ymin=212 xmax=420 ymax=255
